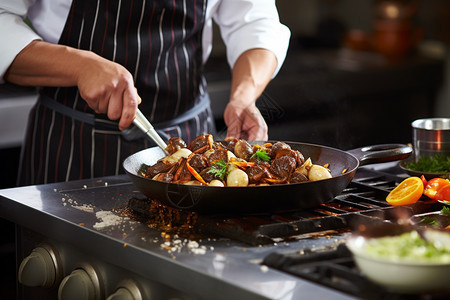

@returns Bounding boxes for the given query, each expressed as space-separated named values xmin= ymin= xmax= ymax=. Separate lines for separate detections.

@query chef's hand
xmin=224 ymin=101 xmax=268 ymax=141
xmin=76 ymin=55 xmax=141 ymax=130
xmin=4 ymin=40 xmax=140 ymax=131
xmin=224 ymin=48 xmax=277 ymax=141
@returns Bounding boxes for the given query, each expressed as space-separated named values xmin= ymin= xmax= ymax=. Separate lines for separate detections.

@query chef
xmin=0 ymin=0 xmax=290 ymax=186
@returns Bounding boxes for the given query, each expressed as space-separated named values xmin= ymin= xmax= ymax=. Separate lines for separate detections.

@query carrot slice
xmin=232 ymin=161 xmax=255 ymax=168
xmin=186 ymin=155 xmax=207 ymax=185
xmin=263 ymin=178 xmax=287 ymax=184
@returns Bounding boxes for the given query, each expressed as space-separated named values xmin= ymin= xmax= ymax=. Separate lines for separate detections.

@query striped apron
xmin=18 ymin=0 xmax=216 ymax=186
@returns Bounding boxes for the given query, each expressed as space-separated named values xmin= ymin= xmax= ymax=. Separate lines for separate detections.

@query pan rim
xmin=122 ymin=140 xmax=359 ymax=189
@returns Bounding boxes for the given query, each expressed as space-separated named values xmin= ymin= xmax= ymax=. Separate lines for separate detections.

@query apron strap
xmin=39 ymin=93 xmax=211 ymax=140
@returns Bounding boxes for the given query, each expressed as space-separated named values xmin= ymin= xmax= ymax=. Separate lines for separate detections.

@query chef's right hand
xmin=4 ymin=40 xmax=140 ymax=131
xmin=76 ymin=55 xmax=140 ymax=130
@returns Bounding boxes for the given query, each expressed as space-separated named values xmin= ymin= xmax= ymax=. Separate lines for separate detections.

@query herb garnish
xmin=441 ymin=206 xmax=450 ymax=216
xmin=405 ymin=154 xmax=450 ymax=173
xmin=250 ymin=149 xmax=271 ymax=162
xmin=207 ymin=159 xmax=228 ymax=180
xmin=420 ymin=216 xmax=439 ymax=228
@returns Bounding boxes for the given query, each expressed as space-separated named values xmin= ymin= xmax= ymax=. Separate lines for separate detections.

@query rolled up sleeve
xmin=0 ymin=1 xmax=42 ymax=83
xmin=212 ymin=0 xmax=290 ymax=77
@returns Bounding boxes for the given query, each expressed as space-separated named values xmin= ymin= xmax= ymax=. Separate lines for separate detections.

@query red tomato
xmin=420 ymin=175 xmax=427 ymax=188
xmin=423 ymin=178 xmax=450 ymax=199
xmin=435 ymin=184 xmax=450 ymax=201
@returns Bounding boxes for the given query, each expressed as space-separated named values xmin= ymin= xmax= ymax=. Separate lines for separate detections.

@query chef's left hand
xmin=224 ymin=49 xmax=277 ymax=141
xmin=224 ymin=101 xmax=268 ymax=141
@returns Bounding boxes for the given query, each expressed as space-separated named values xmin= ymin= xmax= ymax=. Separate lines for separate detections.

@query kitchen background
xmin=0 ymin=0 xmax=449 ymax=298
xmin=205 ymin=0 xmax=449 ymax=149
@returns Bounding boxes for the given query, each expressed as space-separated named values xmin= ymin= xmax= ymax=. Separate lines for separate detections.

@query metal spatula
xmin=133 ymin=109 xmax=168 ymax=154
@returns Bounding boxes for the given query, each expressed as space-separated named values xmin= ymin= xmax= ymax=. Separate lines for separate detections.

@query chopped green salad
xmin=405 ymin=154 xmax=450 ymax=173
xmin=365 ymin=231 xmax=450 ymax=264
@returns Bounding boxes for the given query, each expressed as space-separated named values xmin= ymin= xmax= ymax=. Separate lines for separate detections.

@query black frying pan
xmin=123 ymin=142 xmax=412 ymax=214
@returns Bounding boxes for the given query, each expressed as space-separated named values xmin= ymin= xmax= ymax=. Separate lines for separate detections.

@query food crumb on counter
xmin=187 ymin=240 xmax=207 ymax=255
xmin=93 ymin=210 xmax=130 ymax=230
xmin=159 ymin=238 xmax=209 ymax=255
xmin=72 ymin=203 xmax=95 ymax=213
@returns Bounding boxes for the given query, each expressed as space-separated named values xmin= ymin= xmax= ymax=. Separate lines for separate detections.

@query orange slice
xmin=386 ymin=177 xmax=424 ymax=206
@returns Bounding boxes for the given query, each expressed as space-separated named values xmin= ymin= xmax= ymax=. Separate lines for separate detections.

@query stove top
xmin=0 ymin=163 xmax=448 ymax=299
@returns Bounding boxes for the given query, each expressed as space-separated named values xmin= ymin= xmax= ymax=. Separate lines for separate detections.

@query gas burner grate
xmin=198 ymin=206 xmax=411 ymax=246
xmin=127 ymin=172 xmax=443 ymax=246
xmin=196 ymin=177 xmax=414 ymax=246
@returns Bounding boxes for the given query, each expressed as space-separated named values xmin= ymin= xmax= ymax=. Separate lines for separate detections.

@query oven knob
xmin=18 ymin=246 xmax=57 ymax=288
xmin=106 ymin=287 xmax=135 ymax=300
xmin=106 ymin=280 xmax=143 ymax=300
xmin=58 ymin=265 xmax=102 ymax=300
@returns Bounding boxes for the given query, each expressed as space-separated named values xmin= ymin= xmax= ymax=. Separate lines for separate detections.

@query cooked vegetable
xmin=296 ymin=158 xmax=312 ymax=177
xmin=308 ymin=165 xmax=332 ymax=181
xmin=143 ymin=136 xmax=333 ymax=186
xmin=208 ymin=179 xmax=225 ymax=187
xmin=186 ymin=153 xmax=207 ymax=185
xmin=405 ymin=154 xmax=450 ymax=173
xmin=227 ymin=169 xmax=249 ymax=187
xmin=161 ymin=148 xmax=192 ymax=165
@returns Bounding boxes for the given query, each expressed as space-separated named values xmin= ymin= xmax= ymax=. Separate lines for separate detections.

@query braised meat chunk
xmin=188 ymin=134 xmax=213 ymax=153
xmin=165 ymin=137 xmax=187 ymax=155
xmin=146 ymin=161 xmax=172 ymax=178
xmin=246 ymin=165 xmax=268 ymax=184
xmin=207 ymin=149 xmax=229 ymax=165
xmin=269 ymin=156 xmax=297 ymax=180
xmin=188 ymin=153 xmax=208 ymax=173
xmin=270 ymin=142 xmax=291 ymax=158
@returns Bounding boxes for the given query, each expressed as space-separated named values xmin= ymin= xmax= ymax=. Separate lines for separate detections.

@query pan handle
xmin=347 ymin=144 xmax=412 ymax=166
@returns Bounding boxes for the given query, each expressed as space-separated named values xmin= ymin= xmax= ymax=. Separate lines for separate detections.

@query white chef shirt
xmin=0 ymin=0 xmax=290 ymax=84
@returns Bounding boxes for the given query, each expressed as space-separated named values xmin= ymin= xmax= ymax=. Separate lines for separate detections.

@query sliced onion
xmin=162 ymin=148 xmax=192 ymax=165
xmin=308 ymin=164 xmax=332 ymax=181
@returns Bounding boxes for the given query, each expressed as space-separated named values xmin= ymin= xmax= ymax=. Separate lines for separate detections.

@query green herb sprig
xmin=405 ymin=154 xmax=450 ymax=173
xmin=207 ymin=159 xmax=228 ymax=180
xmin=420 ymin=216 xmax=440 ymax=228
xmin=441 ymin=206 xmax=450 ymax=216
xmin=250 ymin=149 xmax=271 ymax=162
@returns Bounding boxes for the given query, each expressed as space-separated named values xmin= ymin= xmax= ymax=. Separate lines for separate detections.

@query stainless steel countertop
xmin=0 ymin=175 xmax=356 ymax=300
